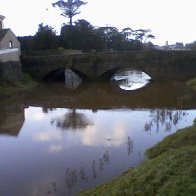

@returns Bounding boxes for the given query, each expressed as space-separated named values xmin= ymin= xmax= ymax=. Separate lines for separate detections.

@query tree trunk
xmin=69 ymin=16 xmax=73 ymax=49
xmin=69 ymin=16 xmax=72 ymax=27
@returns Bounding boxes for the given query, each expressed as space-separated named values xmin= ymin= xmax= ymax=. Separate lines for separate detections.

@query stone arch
xmin=98 ymin=66 xmax=152 ymax=81
xmin=42 ymin=68 xmax=65 ymax=82
xmin=42 ymin=67 xmax=91 ymax=82
xmin=69 ymin=68 xmax=91 ymax=81
xmin=98 ymin=67 xmax=120 ymax=81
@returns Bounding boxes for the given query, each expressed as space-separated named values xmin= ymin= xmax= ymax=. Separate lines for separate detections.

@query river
xmin=0 ymin=70 xmax=195 ymax=196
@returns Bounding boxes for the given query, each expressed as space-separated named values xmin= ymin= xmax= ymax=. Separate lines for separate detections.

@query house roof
xmin=0 ymin=15 xmax=5 ymax=21
xmin=0 ymin=29 xmax=9 ymax=41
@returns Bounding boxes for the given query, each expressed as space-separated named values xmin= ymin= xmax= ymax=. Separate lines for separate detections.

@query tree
xmin=122 ymin=28 xmax=133 ymax=42
xmin=52 ymin=0 xmax=87 ymax=26
xmin=34 ymin=23 xmax=58 ymax=50
xmin=132 ymin=29 xmax=155 ymax=43
xmin=18 ymin=36 xmax=35 ymax=52
xmin=97 ymin=26 xmax=123 ymax=51
xmin=73 ymin=19 xmax=96 ymax=51
xmin=60 ymin=19 xmax=105 ymax=51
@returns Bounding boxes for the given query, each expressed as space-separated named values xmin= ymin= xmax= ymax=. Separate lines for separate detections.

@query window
xmin=9 ymin=41 xmax=13 ymax=48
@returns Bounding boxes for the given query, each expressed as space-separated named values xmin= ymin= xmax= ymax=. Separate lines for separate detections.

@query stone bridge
xmin=22 ymin=51 xmax=196 ymax=81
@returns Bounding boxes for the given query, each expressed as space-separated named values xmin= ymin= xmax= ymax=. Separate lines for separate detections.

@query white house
xmin=0 ymin=15 xmax=21 ymax=62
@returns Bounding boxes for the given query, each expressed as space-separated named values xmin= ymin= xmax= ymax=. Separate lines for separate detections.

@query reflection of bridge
xmin=24 ymin=82 xmax=196 ymax=110
xmin=1 ymin=80 xmax=195 ymax=136
xmin=22 ymin=51 xmax=196 ymax=81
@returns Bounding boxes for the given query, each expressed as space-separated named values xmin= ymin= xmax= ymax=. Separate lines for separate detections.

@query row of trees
xmin=19 ymin=21 xmax=155 ymax=52
xmin=19 ymin=0 xmax=155 ymax=52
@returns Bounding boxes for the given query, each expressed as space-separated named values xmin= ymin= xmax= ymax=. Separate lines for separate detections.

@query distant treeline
xmin=18 ymin=20 xmax=156 ymax=53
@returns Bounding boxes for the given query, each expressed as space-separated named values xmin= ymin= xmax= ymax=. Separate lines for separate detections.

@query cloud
xmin=48 ymin=144 xmax=63 ymax=153
xmin=34 ymin=130 xmax=62 ymax=142
xmin=25 ymin=107 xmax=46 ymax=121
xmin=81 ymin=122 xmax=127 ymax=147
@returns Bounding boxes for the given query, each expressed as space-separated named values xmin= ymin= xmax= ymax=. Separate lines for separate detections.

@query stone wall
xmin=0 ymin=61 xmax=22 ymax=80
xmin=0 ymin=49 xmax=20 ymax=62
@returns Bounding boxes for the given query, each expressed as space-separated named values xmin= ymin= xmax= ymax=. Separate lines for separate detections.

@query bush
xmin=186 ymin=77 xmax=196 ymax=90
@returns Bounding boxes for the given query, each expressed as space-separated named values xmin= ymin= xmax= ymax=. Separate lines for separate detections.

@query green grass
xmin=186 ymin=77 xmax=196 ymax=90
xmin=78 ymin=121 xmax=196 ymax=196
xmin=0 ymin=73 xmax=37 ymax=99
xmin=146 ymin=120 xmax=196 ymax=158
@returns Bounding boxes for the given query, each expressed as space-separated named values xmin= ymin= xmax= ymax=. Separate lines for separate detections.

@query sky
xmin=0 ymin=0 xmax=195 ymax=45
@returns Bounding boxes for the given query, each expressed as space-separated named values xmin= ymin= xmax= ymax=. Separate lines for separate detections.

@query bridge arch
xmin=42 ymin=68 xmax=91 ymax=82
xmin=98 ymin=68 xmax=119 ymax=81
xmin=69 ymin=68 xmax=91 ymax=81
xmin=98 ymin=66 xmax=152 ymax=81
xmin=43 ymin=68 xmax=65 ymax=82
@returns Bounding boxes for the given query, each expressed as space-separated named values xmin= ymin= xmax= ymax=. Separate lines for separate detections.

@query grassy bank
xmin=187 ymin=77 xmax=196 ymax=90
xmin=78 ymin=120 xmax=196 ymax=196
xmin=0 ymin=73 xmax=37 ymax=100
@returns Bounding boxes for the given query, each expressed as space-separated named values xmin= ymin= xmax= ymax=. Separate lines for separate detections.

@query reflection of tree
xmin=127 ymin=136 xmax=134 ymax=155
xmin=91 ymin=151 xmax=109 ymax=179
xmin=99 ymin=151 xmax=109 ymax=172
xmin=51 ymin=109 xmax=93 ymax=130
xmin=99 ymin=158 xmax=103 ymax=171
xmin=52 ymin=182 xmax=57 ymax=193
xmin=63 ymin=150 xmax=110 ymax=191
xmin=92 ymin=160 xmax=97 ymax=179
xmin=47 ymin=181 xmax=58 ymax=195
xmin=144 ymin=110 xmax=187 ymax=133
xmin=103 ymin=151 xmax=109 ymax=164
xmin=79 ymin=167 xmax=87 ymax=181
xmin=65 ymin=168 xmax=77 ymax=189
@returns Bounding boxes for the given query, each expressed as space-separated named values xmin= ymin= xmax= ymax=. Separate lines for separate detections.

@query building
xmin=0 ymin=15 xmax=21 ymax=62
xmin=154 ymin=41 xmax=188 ymax=51
xmin=0 ymin=15 xmax=22 ymax=80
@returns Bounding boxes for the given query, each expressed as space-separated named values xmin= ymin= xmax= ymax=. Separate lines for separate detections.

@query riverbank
xmin=78 ymin=120 xmax=196 ymax=195
xmin=187 ymin=77 xmax=196 ymax=90
xmin=0 ymin=73 xmax=37 ymax=100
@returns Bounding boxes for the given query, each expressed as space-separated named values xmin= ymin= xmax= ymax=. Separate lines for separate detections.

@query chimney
xmin=0 ymin=15 xmax=5 ymax=30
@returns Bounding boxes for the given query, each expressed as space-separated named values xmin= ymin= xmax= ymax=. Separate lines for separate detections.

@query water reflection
xmin=66 ymin=168 xmax=78 ymax=189
xmin=51 ymin=109 xmax=93 ymax=130
xmin=0 ymin=106 xmax=195 ymax=195
xmin=25 ymin=80 xmax=196 ymax=109
xmin=112 ymin=69 xmax=151 ymax=90
xmin=144 ymin=110 xmax=188 ymax=133
xmin=127 ymin=136 xmax=134 ymax=156
xmin=0 ymin=103 xmax=24 ymax=136
xmin=47 ymin=182 xmax=58 ymax=195
xmin=0 ymin=80 xmax=195 ymax=196
xmin=79 ymin=167 xmax=87 ymax=180
xmin=63 ymin=150 xmax=110 ymax=190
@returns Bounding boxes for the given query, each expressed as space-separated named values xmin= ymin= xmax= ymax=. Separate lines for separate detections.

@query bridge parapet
xmin=22 ymin=51 xmax=196 ymax=81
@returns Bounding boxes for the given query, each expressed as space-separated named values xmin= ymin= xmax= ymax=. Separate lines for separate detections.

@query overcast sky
xmin=0 ymin=0 xmax=195 ymax=45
